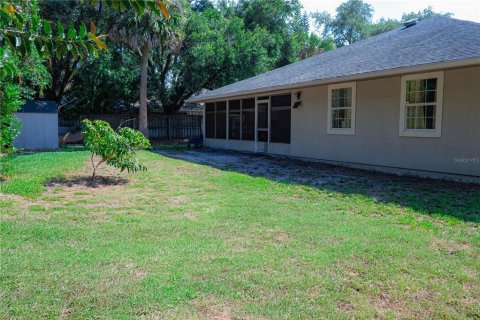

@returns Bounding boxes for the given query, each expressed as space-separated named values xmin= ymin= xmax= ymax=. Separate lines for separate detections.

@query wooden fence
xmin=59 ymin=114 xmax=203 ymax=140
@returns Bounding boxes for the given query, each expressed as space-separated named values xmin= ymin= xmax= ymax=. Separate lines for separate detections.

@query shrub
xmin=0 ymin=83 xmax=23 ymax=153
xmin=81 ymin=119 xmax=151 ymax=181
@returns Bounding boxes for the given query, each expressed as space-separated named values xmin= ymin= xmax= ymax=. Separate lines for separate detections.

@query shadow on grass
xmin=45 ymin=176 xmax=129 ymax=188
xmin=153 ymin=147 xmax=480 ymax=223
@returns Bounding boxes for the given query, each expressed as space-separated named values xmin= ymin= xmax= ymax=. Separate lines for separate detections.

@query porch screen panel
xmin=242 ymin=98 xmax=255 ymax=141
xmin=257 ymin=102 xmax=269 ymax=142
xmin=205 ymin=103 xmax=215 ymax=138
xmin=229 ymin=100 xmax=241 ymax=140
xmin=271 ymin=94 xmax=291 ymax=143
xmin=216 ymin=101 xmax=227 ymax=139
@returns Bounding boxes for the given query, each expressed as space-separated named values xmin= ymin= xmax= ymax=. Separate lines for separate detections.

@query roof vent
xmin=403 ymin=19 xmax=417 ymax=28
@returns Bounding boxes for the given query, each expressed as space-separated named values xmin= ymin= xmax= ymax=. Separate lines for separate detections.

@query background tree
xmin=110 ymin=3 xmax=184 ymax=136
xmin=312 ymin=0 xmax=373 ymax=46
xmin=369 ymin=6 xmax=453 ymax=36
xmin=38 ymin=0 xmax=101 ymax=104
xmin=369 ymin=17 xmax=400 ymax=36
xmin=149 ymin=7 xmax=273 ymax=114
xmin=401 ymin=6 xmax=453 ymax=22
xmin=0 ymin=0 xmax=171 ymax=152
xmin=0 ymin=0 xmax=105 ymax=152
xmin=62 ymin=48 xmax=140 ymax=119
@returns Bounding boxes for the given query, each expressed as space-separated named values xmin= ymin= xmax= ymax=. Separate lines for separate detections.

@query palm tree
xmin=110 ymin=4 xmax=183 ymax=137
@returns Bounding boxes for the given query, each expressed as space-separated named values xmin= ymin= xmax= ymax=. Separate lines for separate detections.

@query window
xmin=328 ymin=82 xmax=356 ymax=135
xmin=399 ymin=71 xmax=443 ymax=137
xmin=216 ymin=101 xmax=226 ymax=139
xmin=242 ymin=98 xmax=255 ymax=141
xmin=205 ymin=103 xmax=215 ymax=138
xmin=271 ymin=94 xmax=291 ymax=143
xmin=228 ymin=100 xmax=241 ymax=140
xmin=205 ymin=101 xmax=226 ymax=139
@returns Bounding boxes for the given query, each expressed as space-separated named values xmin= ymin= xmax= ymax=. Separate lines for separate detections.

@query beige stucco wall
xmin=205 ymin=66 xmax=480 ymax=178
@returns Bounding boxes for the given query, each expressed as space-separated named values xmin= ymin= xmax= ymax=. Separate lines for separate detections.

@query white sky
xmin=300 ymin=0 xmax=480 ymax=22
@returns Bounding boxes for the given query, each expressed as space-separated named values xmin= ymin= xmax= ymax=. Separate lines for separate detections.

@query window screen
xmin=242 ymin=98 xmax=255 ymax=141
xmin=216 ymin=101 xmax=227 ymax=139
xmin=229 ymin=100 xmax=241 ymax=140
xmin=271 ymin=94 xmax=291 ymax=143
xmin=405 ymin=78 xmax=437 ymax=130
xmin=330 ymin=87 xmax=353 ymax=129
xmin=205 ymin=103 xmax=215 ymax=138
xmin=257 ymin=102 xmax=268 ymax=129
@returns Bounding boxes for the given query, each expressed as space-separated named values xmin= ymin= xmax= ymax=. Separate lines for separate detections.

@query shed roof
xmin=189 ymin=17 xmax=480 ymax=102
xmin=17 ymin=100 xmax=57 ymax=114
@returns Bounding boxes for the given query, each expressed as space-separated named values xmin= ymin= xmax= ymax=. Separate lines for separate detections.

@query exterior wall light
xmin=293 ymin=91 xmax=302 ymax=108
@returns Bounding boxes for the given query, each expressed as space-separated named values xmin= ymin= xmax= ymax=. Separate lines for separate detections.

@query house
xmin=14 ymin=100 xmax=59 ymax=150
xmin=188 ymin=17 xmax=480 ymax=182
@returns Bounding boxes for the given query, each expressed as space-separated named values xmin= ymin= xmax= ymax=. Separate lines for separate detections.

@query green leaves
xmin=0 ymin=0 xmax=173 ymax=81
xmin=56 ymin=21 xmax=65 ymax=38
xmin=82 ymin=120 xmax=151 ymax=179
xmin=0 ymin=59 xmax=18 ymax=81
xmin=86 ymin=0 xmax=171 ymax=18
xmin=0 ymin=82 xmax=22 ymax=152
xmin=67 ymin=24 xmax=76 ymax=40
xmin=43 ymin=21 xmax=52 ymax=37
xmin=0 ymin=0 xmax=108 ymax=68
xmin=79 ymin=22 xmax=87 ymax=38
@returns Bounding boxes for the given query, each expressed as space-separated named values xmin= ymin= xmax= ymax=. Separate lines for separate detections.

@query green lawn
xmin=1 ymin=148 xmax=479 ymax=319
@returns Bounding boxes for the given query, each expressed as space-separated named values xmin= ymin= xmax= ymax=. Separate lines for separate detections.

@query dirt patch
xmin=337 ymin=301 xmax=355 ymax=314
xmin=135 ymin=269 xmax=148 ymax=279
xmin=60 ymin=307 xmax=72 ymax=320
xmin=170 ymin=195 xmax=189 ymax=206
xmin=326 ymin=236 xmax=345 ymax=246
xmin=44 ymin=157 xmax=130 ymax=189
xmin=429 ymin=237 xmax=474 ymax=255
xmin=210 ymin=306 xmax=232 ymax=320
xmin=370 ymin=291 xmax=411 ymax=318
xmin=172 ymin=211 xmax=199 ymax=221
xmin=275 ymin=232 xmax=290 ymax=243
xmin=46 ymin=175 xmax=129 ymax=188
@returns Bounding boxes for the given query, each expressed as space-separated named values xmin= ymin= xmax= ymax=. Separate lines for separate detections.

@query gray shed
xmin=14 ymin=100 xmax=58 ymax=150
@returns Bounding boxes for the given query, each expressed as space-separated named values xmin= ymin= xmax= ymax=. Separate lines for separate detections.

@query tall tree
xmin=369 ymin=18 xmax=399 ymax=36
xmin=149 ymin=7 xmax=273 ymax=114
xmin=370 ymin=6 xmax=453 ymax=36
xmin=38 ymin=0 xmax=101 ymax=104
xmin=110 ymin=4 xmax=183 ymax=136
xmin=191 ymin=0 xmax=214 ymax=12
xmin=0 ymin=0 xmax=171 ymax=151
xmin=62 ymin=48 xmax=140 ymax=118
xmin=401 ymin=6 xmax=453 ymax=22
xmin=236 ymin=0 xmax=305 ymax=67
xmin=313 ymin=0 xmax=373 ymax=46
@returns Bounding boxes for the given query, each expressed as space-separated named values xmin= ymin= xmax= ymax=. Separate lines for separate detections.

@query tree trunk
xmin=139 ymin=43 xmax=150 ymax=137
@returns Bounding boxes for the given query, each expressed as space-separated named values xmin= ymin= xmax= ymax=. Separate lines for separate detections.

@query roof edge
xmin=187 ymin=57 xmax=480 ymax=103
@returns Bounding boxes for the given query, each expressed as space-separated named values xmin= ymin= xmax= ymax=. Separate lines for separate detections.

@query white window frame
xmin=399 ymin=71 xmax=444 ymax=138
xmin=327 ymin=82 xmax=356 ymax=135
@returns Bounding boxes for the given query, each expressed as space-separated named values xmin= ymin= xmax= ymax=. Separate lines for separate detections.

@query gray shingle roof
xmin=190 ymin=17 xmax=480 ymax=102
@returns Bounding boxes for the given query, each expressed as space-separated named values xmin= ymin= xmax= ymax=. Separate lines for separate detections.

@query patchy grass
xmin=0 ymin=148 xmax=479 ymax=319
xmin=0 ymin=148 xmax=88 ymax=197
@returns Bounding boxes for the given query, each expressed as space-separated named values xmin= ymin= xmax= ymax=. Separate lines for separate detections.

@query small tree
xmin=82 ymin=119 xmax=151 ymax=181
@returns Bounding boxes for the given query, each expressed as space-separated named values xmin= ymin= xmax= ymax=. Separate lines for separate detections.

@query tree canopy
xmin=0 ymin=0 xmax=170 ymax=151
xmin=53 ymin=0 xmax=336 ymax=118
xmin=313 ymin=2 xmax=453 ymax=45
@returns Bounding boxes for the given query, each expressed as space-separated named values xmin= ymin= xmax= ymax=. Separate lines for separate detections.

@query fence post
xmin=167 ymin=117 xmax=171 ymax=140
